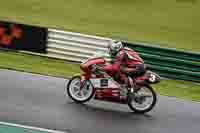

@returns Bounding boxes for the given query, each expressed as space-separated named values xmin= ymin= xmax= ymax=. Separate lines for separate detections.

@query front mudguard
xmin=72 ymin=73 xmax=81 ymax=77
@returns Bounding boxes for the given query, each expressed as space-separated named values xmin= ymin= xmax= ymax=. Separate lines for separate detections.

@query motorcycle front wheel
xmin=66 ymin=76 xmax=95 ymax=103
xmin=127 ymin=85 xmax=157 ymax=114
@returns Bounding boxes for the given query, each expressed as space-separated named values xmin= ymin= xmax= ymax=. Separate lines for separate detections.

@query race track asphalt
xmin=0 ymin=69 xmax=200 ymax=133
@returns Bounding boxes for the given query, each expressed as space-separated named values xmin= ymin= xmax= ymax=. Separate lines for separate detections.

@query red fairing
xmin=83 ymin=57 xmax=105 ymax=67
xmin=124 ymin=49 xmax=144 ymax=66
xmin=94 ymin=88 xmax=127 ymax=104
xmin=80 ymin=57 xmax=105 ymax=74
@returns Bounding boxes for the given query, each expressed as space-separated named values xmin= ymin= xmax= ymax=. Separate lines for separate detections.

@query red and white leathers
xmin=101 ymin=47 xmax=145 ymax=83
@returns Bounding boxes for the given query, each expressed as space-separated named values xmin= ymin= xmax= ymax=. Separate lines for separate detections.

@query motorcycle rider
xmin=100 ymin=40 xmax=146 ymax=86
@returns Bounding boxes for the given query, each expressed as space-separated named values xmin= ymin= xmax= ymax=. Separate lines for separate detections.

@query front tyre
xmin=128 ymin=85 xmax=157 ymax=114
xmin=66 ymin=76 xmax=95 ymax=103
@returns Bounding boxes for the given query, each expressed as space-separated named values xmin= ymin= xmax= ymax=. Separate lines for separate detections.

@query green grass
xmin=0 ymin=50 xmax=199 ymax=102
xmin=153 ymin=80 xmax=200 ymax=102
xmin=0 ymin=50 xmax=80 ymax=78
xmin=0 ymin=0 xmax=200 ymax=52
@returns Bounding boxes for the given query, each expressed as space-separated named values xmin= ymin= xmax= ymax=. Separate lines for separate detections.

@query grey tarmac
xmin=0 ymin=69 xmax=200 ymax=133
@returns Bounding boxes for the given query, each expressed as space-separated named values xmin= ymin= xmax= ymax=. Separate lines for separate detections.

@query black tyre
xmin=128 ymin=85 xmax=157 ymax=114
xmin=66 ymin=76 xmax=95 ymax=103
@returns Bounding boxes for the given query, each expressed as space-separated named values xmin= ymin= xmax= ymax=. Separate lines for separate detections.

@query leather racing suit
xmin=101 ymin=47 xmax=146 ymax=83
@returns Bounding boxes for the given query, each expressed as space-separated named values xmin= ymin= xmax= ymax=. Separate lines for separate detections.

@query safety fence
xmin=0 ymin=20 xmax=199 ymax=82
xmin=47 ymin=29 xmax=111 ymax=62
xmin=123 ymin=42 xmax=200 ymax=82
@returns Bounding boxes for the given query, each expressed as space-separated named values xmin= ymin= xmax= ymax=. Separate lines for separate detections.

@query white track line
xmin=0 ymin=121 xmax=67 ymax=133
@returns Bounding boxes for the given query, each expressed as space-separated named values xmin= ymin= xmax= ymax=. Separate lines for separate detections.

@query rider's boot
xmin=120 ymin=84 xmax=128 ymax=96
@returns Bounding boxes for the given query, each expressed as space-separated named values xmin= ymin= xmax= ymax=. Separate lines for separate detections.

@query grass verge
xmin=0 ymin=0 xmax=200 ymax=52
xmin=0 ymin=50 xmax=80 ymax=78
xmin=0 ymin=50 xmax=199 ymax=102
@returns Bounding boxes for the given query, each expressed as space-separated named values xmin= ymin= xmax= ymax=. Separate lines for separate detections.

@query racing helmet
xmin=108 ymin=40 xmax=123 ymax=55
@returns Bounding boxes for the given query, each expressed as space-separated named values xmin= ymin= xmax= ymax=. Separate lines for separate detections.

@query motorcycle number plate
xmin=90 ymin=78 xmax=119 ymax=88
xmin=100 ymin=79 xmax=108 ymax=87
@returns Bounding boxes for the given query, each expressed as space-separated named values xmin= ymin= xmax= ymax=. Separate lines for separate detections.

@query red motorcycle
xmin=66 ymin=52 xmax=161 ymax=113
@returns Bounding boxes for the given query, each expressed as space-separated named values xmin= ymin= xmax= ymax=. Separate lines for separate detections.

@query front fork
xmin=126 ymin=76 xmax=135 ymax=93
xmin=126 ymin=76 xmax=145 ymax=93
xmin=80 ymin=74 xmax=91 ymax=90
xmin=80 ymin=75 xmax=87 ymax=90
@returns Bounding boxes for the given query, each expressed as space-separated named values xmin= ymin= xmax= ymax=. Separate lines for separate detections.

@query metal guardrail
xmin=45 ymin=29 xmax=200 ymax=82
xmin=47 ymin=29 xmax=111 ymax=62
xmin=20 ymin=28 xmax=199 ymax=82
xmin=123 ymin=42 xmax=200 ymax=82
xmin=123 ymin=42 xmax=200 ymax=62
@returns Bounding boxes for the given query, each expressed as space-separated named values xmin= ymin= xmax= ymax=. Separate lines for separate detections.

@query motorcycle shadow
xmin=65 ymin=100 xmax=154 ymax=121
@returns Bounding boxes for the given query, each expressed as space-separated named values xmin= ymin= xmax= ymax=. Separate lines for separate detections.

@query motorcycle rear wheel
xmin=127 ymin=85 xmax=157 ymax=114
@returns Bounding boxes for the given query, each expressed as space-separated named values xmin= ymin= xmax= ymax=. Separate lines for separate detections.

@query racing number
xmin=149 ymin=74 xmax=156 ymax=82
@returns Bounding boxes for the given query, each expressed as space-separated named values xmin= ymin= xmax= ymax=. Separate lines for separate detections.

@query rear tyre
xmin=127 ymin=85 xmax=157 ymax=114
xmin=66 ymin=76 xmax=95 ymax=103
